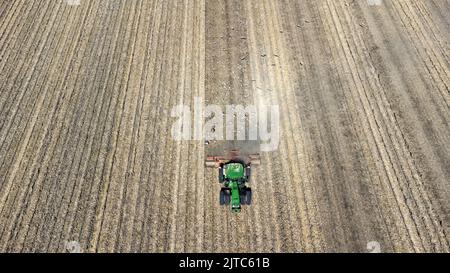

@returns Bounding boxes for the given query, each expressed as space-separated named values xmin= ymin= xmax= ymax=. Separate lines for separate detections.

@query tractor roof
xmin=225 ymin=162 xmax=245 ymax=180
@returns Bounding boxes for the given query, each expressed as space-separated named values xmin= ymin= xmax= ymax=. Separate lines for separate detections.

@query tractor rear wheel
xmin=245 ymin=167 xmax=251 ymax=182
xmin=218 ymin=167 xmax=224 ymax=183
xmin=245 ymin=188 xmax=252 ymax=205
xmin=220 ymin=190 xmax=225 ymax=205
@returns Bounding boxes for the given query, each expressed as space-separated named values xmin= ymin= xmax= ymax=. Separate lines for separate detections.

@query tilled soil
xmin=0 ymin=0 xmax=449 ymax=252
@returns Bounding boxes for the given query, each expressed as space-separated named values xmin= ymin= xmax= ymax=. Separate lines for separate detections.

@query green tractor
xmin=218 ymin=162 xmax=252 ymax=213
xmin=205 ymin=140 xmax=260 ymax=213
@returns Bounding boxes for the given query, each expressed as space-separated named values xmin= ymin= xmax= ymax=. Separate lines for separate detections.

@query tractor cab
xmin=224 ymin=163 xmax=245 ymax=181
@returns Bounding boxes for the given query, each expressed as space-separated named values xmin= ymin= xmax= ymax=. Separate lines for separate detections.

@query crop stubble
xmin=0 ymin=0 xmax=448 ymax=252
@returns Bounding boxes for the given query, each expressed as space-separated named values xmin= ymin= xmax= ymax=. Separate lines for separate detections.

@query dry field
xmin=0 ymin=0 xmax=449 ymax=252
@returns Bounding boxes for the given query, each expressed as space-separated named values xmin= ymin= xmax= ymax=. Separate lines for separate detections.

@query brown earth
xmin=0 ymin=0 xmax=449 ymax=252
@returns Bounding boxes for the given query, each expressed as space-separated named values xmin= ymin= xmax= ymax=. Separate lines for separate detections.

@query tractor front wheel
xmin=220 ymin=188 xmax=231 ymax=205
xmin=240 ymin=193 xmax=246 ymax=205
xmin=224 ymin=190 xmax=231 ymax=204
